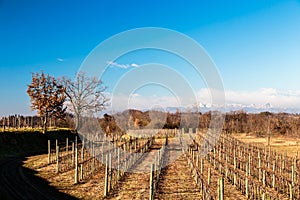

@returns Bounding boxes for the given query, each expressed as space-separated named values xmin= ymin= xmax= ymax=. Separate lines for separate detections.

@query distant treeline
xmin=2 ymin=110 xmax=300 ymax=137
xmin=223 ymin=111 xmax=300 ymax=136
xmin=99 ymin=110 xmax=300 ymax=137
xmin=0 ymin=114 xmax=75 ymax=130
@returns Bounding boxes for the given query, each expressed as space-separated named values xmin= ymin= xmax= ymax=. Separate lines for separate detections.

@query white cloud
xmin=130 ymin=63 xmax=139 ymax=68
xmin=108 ymin=93 xmax=180 ymax=112
xmin=105 ymin=88 xmax=300 ymax=113
xmin=196 ymin=88 xmax=300 ymax=108
xmin=227 ymin=88 xmax=300 ymax=109
xmin=56 ymin=58 xmax=64 ymax=62
xmin=197 ymin=88 xmax=212 ymax=105
xmin=128 ymin=94 xmax=179 ymax=110
xmin=107 ymin=61 xmax=139 ymax=69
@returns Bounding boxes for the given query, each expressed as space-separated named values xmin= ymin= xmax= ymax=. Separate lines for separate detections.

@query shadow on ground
xmin=0 ymin=130 xmax=79 ymax=200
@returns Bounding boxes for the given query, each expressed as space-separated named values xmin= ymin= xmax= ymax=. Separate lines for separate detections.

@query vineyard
xmin=25 ymin=129 xmax=300 ymax=199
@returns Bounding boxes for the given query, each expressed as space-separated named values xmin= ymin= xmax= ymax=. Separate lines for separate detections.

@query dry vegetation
xmin=19 ymin=130 xmax=300 ymax=199
xmin=23 ymin=154 xmax=106 ymax=199
xmin=6 ymin=110 xmax=300 ymax=199
xmin=233 ymin=133 xmax=300 ymax=157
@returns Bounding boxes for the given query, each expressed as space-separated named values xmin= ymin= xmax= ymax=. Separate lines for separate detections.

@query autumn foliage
xmin=27 ymin=72 xmax=66 ymax=133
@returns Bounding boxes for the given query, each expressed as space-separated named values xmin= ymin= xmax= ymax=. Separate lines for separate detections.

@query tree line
xmin=99 ymin=110 xmax=300 ymax=138
xmin=0 ymin=114 xmax=74 ymax=130
xmin=3 ymin=102 xmax=299 ymax=138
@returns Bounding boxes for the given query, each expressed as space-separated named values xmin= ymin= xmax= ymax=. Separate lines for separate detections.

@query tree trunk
xmin=75 ymin=113 xmax=80 ymax=131
xmin=42 ymin=115 xmax=48 ymax=134
xmin=3 ymin=117 xmax=5 ymax=130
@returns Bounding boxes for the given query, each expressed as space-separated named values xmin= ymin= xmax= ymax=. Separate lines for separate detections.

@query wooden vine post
xmin=218 ymin=177 xmax=224 ymax=200
xmin=290 ymin=165 xmax=295 ymax=199
xmin=48 ymin=140 xmax=51 ymax=164
xmin=200 ymin=158 xmax=204 ymax=174
xmin=272 ymin=160 xmax=275 ymax=188
xmin=233 ymin=149 xmax=237 ymax=186
xmin=92 ymin=141 xmax=95 ymax=173
xmin=56 ymin=144 xmax=59 ymax=173
xmin=66 ymin=138 xmax=69 ymax=157
xmin=80 ymin=138 xmax=84 ymax=181
xmin=117 ymin=148 xmax=120 ymax=180
xmin=149 ymin=163 xmax=154 ymax=200
xmin=72 ymin=142 xmax=75 ymax=166
xmin=109 ymin=153 xmax=112 ymax=192
xmin=104 ymin=154 xmax=109 ymax=197
xmin=245 ymin=162 xmax=249 ymax=198
xmin=74 ymin=141 xmax=78 ymax=184
xmin=258 ymin=150 xmax=262 ymax=182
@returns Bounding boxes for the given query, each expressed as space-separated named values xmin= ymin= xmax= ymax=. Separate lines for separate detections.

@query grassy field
xmin=233 ymin=132 xmax=300 ymax=157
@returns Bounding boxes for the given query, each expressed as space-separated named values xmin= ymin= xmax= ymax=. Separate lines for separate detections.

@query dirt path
xmin=155 ymin=147 xmax=202 ymax=200
xmin=106 ymin=140 xmax=163 ymax=200
xmin=0 ymin=157 xmax=76 ymax=200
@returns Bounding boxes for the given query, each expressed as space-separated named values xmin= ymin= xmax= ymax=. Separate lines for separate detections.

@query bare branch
xmin=59 ymin=71 xmax=109 ymax=130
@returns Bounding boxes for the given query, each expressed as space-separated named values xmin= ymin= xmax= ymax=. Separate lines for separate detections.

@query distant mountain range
xmin=163 ymin=103 xmax=300 ymax=114
xmin=105 ymin=103 xmax=300 ymax=116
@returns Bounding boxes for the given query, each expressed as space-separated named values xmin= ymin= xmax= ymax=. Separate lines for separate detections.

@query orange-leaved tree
xmin=27 ymin=71 xmax=66 ymax=133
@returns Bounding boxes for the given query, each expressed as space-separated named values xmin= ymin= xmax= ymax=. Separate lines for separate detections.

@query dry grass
xmin=23 ymin=154 xmax=106 ymax=199
xmin=22 ymin=134 xmax=300 ymax=199
xmin=156 ymin=153 xmax=202 ymax=200
xmin=22 ymin=139 xmax=166 ymax=199
xmin=201 ymin=159 xmax=246 ymax=200
xmin=232 ymin=133 xmax=300 ymax=157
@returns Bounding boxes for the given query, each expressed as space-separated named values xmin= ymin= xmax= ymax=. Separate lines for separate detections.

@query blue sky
xmin=1 ymin=0 xmax=300 ymax=116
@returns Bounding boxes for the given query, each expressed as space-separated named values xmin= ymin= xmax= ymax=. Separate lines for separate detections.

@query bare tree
xmin=60 ymin=71 xmax=109 ymax=130
xmin=27 ymin=72 xmax=66 ymax=133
